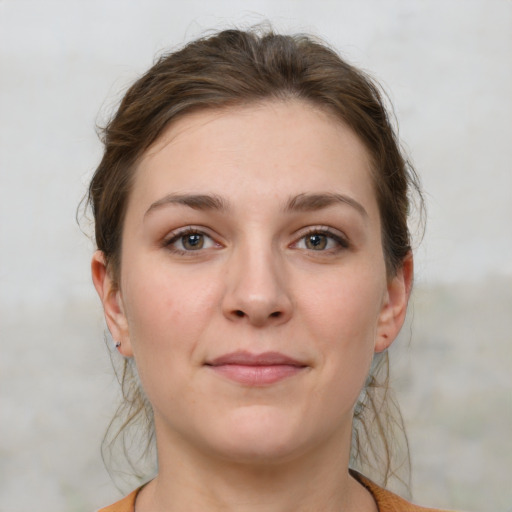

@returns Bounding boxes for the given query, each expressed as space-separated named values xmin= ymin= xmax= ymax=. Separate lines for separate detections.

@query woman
xmin=89 ymin=28 xmax=453 ymax=511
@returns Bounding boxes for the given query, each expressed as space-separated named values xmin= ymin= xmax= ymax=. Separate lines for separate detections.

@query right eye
xmin=165 ymin=229 xmax=218 ymax=253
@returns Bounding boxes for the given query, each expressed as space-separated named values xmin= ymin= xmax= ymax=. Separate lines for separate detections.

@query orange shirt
xmin=98 ymin=472 xmax=455 ymax=512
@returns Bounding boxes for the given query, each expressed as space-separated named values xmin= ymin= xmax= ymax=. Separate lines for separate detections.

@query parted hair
xmin=87 ymin=27 xmax=422 ymax=494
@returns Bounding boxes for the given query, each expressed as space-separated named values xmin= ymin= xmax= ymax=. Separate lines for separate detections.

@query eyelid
xmin=163 ymin=226 xmax=222 ymax=253
xmin=292 ymin=226 xmax=350 ymax=250
xmin=162 ymin=225 xmax=349 ymax=253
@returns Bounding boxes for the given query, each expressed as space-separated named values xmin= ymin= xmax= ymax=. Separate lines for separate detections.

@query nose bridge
xmin=223 ymin=233 xmax=292 ymax=326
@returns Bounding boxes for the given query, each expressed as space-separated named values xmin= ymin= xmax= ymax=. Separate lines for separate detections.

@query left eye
xmin=294 ymin=231 xmax=347 ymax=251
xmin=167 ymin=231 xmax=216 ymax=251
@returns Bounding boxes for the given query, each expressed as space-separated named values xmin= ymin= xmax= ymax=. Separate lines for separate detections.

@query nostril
xmin=234 ymin=310 xmax=245 ymax=317
xmin=270 ymin=311 xmax=281 ymax=318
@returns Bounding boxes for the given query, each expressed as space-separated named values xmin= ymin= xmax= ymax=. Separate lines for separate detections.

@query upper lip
xmin=206 ymin=351 xmax=307 ymax=367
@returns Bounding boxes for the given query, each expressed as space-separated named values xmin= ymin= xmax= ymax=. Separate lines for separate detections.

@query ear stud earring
xmin=115 ymin=341 xmax=121 ymax=348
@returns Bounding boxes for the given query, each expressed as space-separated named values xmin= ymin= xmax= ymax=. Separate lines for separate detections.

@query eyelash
xmin=164 ymin=227 xmax=218 ymax=255
xmin=163 ymin=226 xmax=349 ymax=255
xmin=294 ymin=227 xmax=350 ymax=253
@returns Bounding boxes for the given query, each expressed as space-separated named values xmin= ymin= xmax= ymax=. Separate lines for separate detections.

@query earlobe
xmin=91 ymin=251 xmax=134 ymax=357
xmin=374 ymin=253 xmax=414 ymax=353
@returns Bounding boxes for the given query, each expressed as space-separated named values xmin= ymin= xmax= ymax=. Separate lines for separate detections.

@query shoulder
xmin=97 ymin=475 xmax=459 ymax=512
xmin=351 ymin=470 xmax=457 ymax=512
xmin=96 ymin=489 xmax=139 ymax=512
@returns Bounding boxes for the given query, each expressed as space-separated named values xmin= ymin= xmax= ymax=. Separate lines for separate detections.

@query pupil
xmin=184 ymin=234 xmax=203 ymax=249
xmin=307 ymin=234 xmax=327 ymax=250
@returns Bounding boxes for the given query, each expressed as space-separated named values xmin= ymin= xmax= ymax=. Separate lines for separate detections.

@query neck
xmin=135 ymin=423 xmax=377 ymax=512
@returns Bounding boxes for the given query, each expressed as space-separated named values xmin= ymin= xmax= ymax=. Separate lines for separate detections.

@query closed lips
xmin=205 ymin=351 xmax=307 ymax=367
xmin=205 ymin=351 xmax=308 ymax=385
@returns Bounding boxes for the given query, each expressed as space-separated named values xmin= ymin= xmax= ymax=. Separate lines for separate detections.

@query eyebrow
xmin=285 ymin=193 xmax=368 ymax=218
xmin=144 ymin=191 xmax=367 ymax=219
xmin=144 ymin=193 xmax=229 ymax=217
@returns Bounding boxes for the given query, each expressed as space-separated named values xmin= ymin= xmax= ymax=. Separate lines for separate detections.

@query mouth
xmin=204 ymin=351 xmax=308 ymax=386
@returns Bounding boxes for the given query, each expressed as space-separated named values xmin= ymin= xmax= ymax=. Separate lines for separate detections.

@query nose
xmin=222 ymin=243 xmax=293 ymax=327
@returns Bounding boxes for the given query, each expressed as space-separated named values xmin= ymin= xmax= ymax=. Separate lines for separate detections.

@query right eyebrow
xmin=144 ymin=193 xmax=229 ymax=218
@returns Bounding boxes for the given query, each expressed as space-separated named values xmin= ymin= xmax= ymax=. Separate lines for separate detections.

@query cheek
xmin=119 ymin=260 xmax=220 ymax=378
xmin=298 ymin=263 xmax=386 ymax=389
xmin=301 ymin=264 xmax=385 ymax=341
xmin=119 ymin=269 xmax=220 ymax=421
xmin=287 ymin=268 xmax=386 ymax=439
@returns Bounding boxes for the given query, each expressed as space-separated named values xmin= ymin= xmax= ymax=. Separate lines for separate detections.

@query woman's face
xmin=93 ymin=100 xmax=411 ymax=464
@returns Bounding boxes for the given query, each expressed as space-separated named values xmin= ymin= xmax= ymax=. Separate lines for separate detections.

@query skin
xmin=92 ymin=100 xmax=413 ymax=512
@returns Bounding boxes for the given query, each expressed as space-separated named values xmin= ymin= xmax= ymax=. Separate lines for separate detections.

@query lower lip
xmin=208 ymin=364 xmax=305 ymax=385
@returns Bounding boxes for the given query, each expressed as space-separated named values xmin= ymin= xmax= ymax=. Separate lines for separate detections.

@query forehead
xmin=130 ymin=99 xmax=377 ymax=216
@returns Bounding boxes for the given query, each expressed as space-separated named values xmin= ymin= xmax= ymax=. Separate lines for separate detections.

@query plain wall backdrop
xmin=0 ymin=1 xmax=511 ymax=511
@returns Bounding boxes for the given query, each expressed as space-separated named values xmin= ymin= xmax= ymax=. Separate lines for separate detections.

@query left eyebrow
xmin=284 ymin=193 xmax=368 ymax=218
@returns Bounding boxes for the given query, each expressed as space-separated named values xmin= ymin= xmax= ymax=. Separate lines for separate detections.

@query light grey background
xmin=1 ymin=1 xmax=511 ymax=511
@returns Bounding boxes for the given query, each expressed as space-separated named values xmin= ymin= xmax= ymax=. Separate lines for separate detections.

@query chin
xmin=202 ymin=405 xmax=316 ymax=465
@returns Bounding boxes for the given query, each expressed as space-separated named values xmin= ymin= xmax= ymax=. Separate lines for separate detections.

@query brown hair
xmin=87 ymin=27 xmax=422 ymax=493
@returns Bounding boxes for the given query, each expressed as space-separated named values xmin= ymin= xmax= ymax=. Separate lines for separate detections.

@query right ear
xmin=91 ymin=251 xmax=133 ymax=357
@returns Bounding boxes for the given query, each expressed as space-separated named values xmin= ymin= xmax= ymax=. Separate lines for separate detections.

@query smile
xmin=205 ymin=351 xmax=308 ymax=386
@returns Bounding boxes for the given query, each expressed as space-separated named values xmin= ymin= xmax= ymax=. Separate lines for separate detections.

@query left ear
xmin=375 ymin=252 xmax=414 ymax=353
